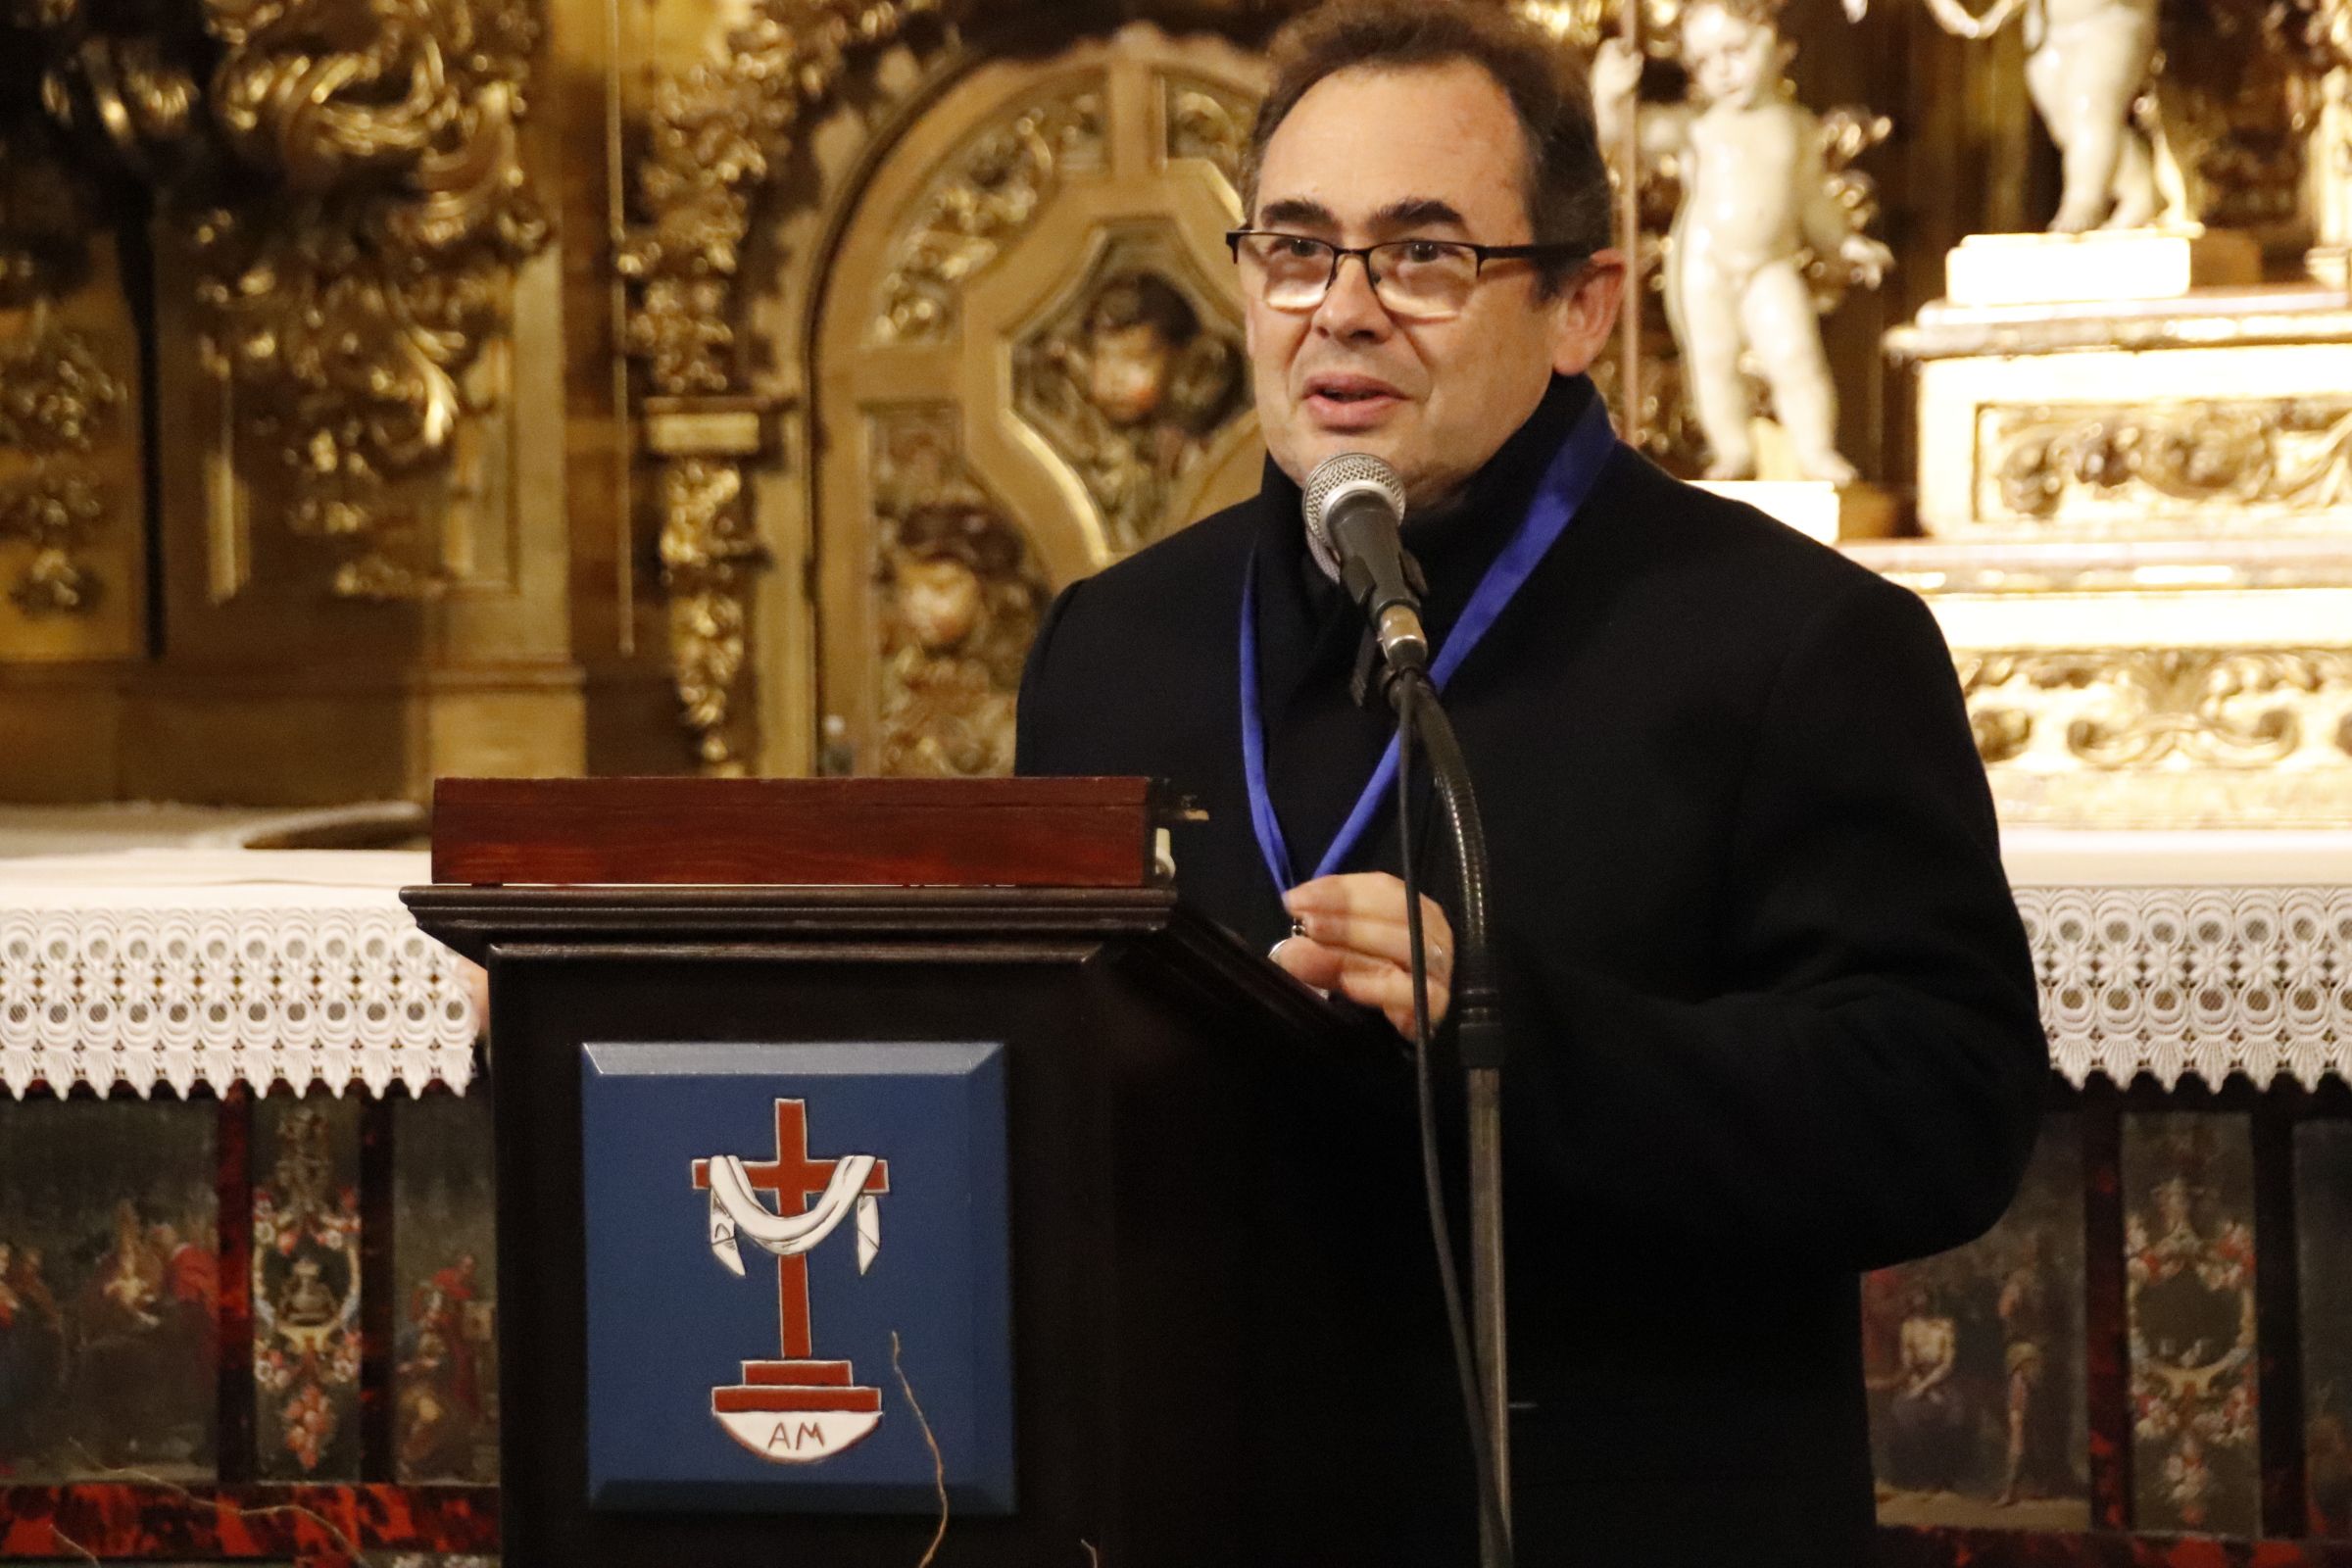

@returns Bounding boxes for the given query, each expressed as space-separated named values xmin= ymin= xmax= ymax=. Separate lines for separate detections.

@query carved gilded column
xmin=621 ymin=0 xmax=955 ymax=774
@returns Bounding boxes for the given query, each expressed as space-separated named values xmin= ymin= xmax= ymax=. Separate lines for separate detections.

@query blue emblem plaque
xmin=580 ymin=1041 xmax=1013 ymax=1513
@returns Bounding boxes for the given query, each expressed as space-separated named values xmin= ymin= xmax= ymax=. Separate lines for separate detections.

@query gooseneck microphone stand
xmin=1387 ymin=661 xmax=1513 ymax=1568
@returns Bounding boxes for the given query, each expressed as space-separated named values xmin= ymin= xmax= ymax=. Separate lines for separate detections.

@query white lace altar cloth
xmin=0 ymin=849 xmax=476 ymax=1100
xmin=2005 ymin=830 xmax=2352 ymax=1091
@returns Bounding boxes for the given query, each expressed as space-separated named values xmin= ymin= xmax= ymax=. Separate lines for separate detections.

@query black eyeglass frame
xmin=1222 ymin=228 xmax=1592 ymax=306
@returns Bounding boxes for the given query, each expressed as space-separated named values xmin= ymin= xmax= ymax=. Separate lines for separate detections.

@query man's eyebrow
xmin=1255 ymin=197 xmax=1338 ymax=230
xmin=1252 ymin=196 xmax=1475 ymax=237
xmin=1371 ymin=198 xmax=1470 ymax=233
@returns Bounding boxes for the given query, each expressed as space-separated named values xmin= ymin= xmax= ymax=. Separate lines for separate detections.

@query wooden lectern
xmin=406 ymin=777 xmax=1439 ymax=1567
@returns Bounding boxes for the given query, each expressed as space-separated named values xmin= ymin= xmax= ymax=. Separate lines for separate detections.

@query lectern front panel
xmin=579 ymin=1040 xmax=1013 ymax=1515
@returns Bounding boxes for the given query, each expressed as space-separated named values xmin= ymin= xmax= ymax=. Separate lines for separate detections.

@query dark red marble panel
xmin=1880 ymin=1524 xmax=2352 ymax=1566
xmin=0 ymin=1482 xmax=495 ymax=1560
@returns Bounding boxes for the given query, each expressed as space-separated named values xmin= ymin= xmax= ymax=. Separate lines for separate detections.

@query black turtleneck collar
xmin=1247 ymin=373 xmax=1595 ymax=882
xmin=1251 ymin=373 xmax=1594 ymax=657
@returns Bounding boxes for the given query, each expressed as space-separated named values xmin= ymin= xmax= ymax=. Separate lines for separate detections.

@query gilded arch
xmin=625 ymin=0 xmax=1282 ymax=776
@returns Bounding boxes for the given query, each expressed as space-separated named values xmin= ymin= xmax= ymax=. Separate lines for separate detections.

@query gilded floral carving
xmin=1983 ymin=400 xmax=2352 ymax=529
xmin=660 ymin=458 xmax=769 ymax=775
xmin=0 ymin=313 xmax=123 ymax=614
xmin=869 ymin=85 xmax=1107 ymax=345
xmin=1958 ymin=649 xmax=2352 ymax=769
xmin=190 ymin=0 xmax=550 ymax=600
xmin=0 ymin=24 xmax=122 ymax=616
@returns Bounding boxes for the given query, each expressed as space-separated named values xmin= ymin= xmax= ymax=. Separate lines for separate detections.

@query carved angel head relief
xmin=1012 ymin=240 xmax=1248 ymax=557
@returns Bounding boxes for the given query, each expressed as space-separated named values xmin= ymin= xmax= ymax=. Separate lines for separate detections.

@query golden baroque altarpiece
xmin=1 ymin=0 xmax=2351 ymax=825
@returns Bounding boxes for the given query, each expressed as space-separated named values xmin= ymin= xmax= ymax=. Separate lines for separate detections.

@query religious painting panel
xmin=394 ymin=1088 xmax=501 ymax=1484
xmin=2122 ymin=1111 xmax=2260 ymax=1537
xmin=1865 ymin=1111 xmax=2089 ymax=1530
xmin=252 ymin=1096 xmax=363 ymax=1481
xmin=0 ymin=1096 xmax=218 ymax=1483
xmin=2299 ymin=1119 xmax=2352 ymax=1537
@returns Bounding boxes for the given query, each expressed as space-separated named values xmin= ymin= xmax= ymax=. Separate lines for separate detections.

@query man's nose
xmin=1312 ymin=252 xmax=1393 ymax=339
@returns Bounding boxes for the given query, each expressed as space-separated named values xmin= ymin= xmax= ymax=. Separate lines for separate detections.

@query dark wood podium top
xmin=429 ymin=776 xmax=1179 ymax=889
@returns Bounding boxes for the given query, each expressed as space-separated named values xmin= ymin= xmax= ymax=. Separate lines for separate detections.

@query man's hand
xmin=1272 ymin=872 xmax=1453 ymax=1039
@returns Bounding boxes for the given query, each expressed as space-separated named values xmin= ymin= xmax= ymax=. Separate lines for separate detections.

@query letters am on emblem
xmin=580 ymin=1041 xmax=1013 ymax=1514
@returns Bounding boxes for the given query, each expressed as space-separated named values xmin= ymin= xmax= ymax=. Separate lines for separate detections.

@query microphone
xmin=1301 ymin=452 xmax=1428 ymax=674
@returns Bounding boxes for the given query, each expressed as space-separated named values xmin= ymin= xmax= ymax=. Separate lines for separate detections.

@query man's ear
xmin=1549 ymin=249 xmax=1630 ymax=377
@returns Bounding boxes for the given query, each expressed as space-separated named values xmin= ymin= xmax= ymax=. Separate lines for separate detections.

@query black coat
xmin=1016 ymin=377 xmax=2048 ymax=1566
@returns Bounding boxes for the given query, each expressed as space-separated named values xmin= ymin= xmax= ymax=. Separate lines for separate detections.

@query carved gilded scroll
xmin=192 ymin=0 xmax=551 ymax=601
xmin=1981 ymin=399 xmax=2352 ymax=532
xmin=1164 ymin=74 xmax=1253 ymax=194
xmin=870 ymin=88 xmax=1107 ymax=345
xmin=1961 ymin=649 xmax=2352 ymax=769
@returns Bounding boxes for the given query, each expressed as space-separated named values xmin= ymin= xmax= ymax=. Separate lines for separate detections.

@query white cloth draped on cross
xmin=708 ymin=1152 xmax=883 ymax=1277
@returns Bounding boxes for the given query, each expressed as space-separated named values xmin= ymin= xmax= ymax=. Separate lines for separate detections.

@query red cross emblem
xmin=692 ymin=1099 xmax=892 ymax=1462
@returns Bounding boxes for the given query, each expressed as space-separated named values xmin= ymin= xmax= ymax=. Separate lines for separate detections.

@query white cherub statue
xmin=1898 ymin=0 xmax=2161 ymax=233
xmin=1593 ymin=0 xmax=1892 ymax=485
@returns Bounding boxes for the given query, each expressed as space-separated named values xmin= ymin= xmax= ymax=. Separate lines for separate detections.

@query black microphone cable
xmin=1395 ymin=670 xmax=1514 ymax=1568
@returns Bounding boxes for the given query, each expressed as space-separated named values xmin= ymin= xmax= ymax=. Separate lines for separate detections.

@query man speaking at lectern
xmin=1017 ymin=2 xmax=2046 ymax=1561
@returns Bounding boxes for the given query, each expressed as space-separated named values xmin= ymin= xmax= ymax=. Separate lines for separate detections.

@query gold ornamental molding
xmin=1960 ymin=648 xmax=2352 ymax=770
xmin=11 ymin=0 xmax=551 ymax=603
xmin=620 ymin=0 xmax=960 ymax=772
xmin=1943 ymin=639 xmax=2352 ymax=827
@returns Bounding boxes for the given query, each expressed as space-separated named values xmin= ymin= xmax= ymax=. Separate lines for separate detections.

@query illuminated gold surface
xmin=1892 ymin=284 xmax=2352 ymax=541
xmin=1693 ymin=479 xmax=1898 ymax=544
xmin=1942 ymin=230 xmax=2261 ymax=308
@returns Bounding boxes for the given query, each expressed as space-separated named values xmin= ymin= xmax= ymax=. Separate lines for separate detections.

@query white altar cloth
xmin=2005 ymin=829 xmax=2352 ymax=1091
xmin=1 ymin=829 xmax=2347 ymax=1099
xmin=0 ymin=848 xmax=477 ymax=1100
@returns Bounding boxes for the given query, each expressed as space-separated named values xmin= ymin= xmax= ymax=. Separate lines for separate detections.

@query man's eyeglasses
xmin=1225 ymin=229 xmax=1589 ymax=322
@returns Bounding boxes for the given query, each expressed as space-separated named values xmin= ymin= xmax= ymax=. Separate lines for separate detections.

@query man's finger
xmin=1335 ymin=967 xmax=1452 ymax=1036
xmin=1298 ymin=908 xmax=1452 ymax=977
xmin=1271 ymin=935 xmax=1350 ymax=992
xmin=1274 ymin=939 xmax=1453 ymax=1028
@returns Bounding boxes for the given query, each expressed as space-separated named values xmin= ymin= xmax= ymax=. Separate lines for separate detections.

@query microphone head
xmin=1300 ymin=452 xmax=1406 ymax=583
